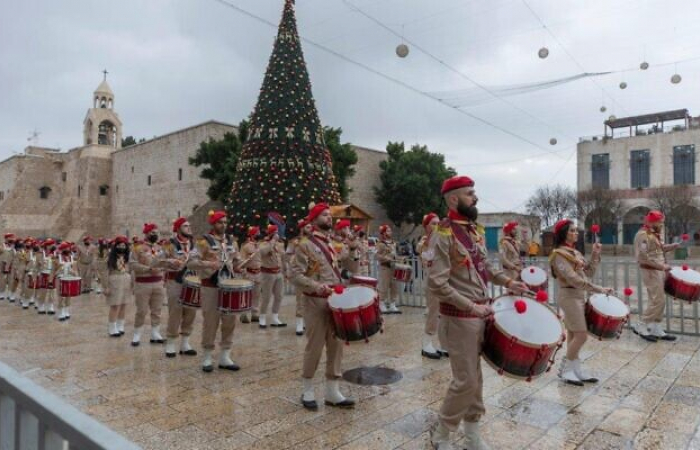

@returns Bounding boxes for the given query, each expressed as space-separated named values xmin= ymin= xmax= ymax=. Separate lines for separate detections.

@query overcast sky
xmin=2 ymin=0 xmax=700 ymax=212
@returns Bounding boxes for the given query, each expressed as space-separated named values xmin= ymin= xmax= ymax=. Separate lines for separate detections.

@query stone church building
xmin=0 ymin=78 xmax=392 ymax=240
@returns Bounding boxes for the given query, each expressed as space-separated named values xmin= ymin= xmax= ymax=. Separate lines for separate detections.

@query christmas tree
xmin=227 ymin=0 xmax=341 ymax=238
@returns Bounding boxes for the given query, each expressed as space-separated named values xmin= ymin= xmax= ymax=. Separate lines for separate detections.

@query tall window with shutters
xmin=673 ymin=145 xmax=695 ymax=185
xmin=591 ymin=153 xmax=610 ymax=189
xmin=630 ymin=149 xmax=650 ymax=189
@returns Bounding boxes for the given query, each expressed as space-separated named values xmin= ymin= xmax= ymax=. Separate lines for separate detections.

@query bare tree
xmin=649 ymin=186 xmax=700 ymax=239
xmin=577 ymin=188 xmax=623 ymax=228
xmin=525 ymin=185 xmax=576 ymax=228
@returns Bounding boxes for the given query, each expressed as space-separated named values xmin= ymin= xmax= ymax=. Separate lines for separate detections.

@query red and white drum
xmin=179 ymin=275 xmax=202 ymax=309
xmin=328 ymin=286 xmax=383 ymax=343
xmin=393 ymin=263 xmax=412 ymax=283
xmin=520 ymin=266 xmax=548 ymax=292
xmin=217 ymin=278 xmax=253 ymax=314
xmin=59 ymin=276 xmax=82 ymax=298
xmin=38 ymin=271 xmax=52 ymax=290
xmin=350 ymin=276 xmax=378 ymax=289
xmin=483 ymin=295 xmax=564 ymax=381
xmin=665 ymin=266 xmax=700 ymax=302
xmin=586 ymin=293 xmax=629 ymax=340
xmin=26 ymin=274 xmax=39 ymax=290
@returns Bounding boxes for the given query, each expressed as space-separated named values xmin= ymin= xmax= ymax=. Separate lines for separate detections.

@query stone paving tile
xmin=3 ymin=294 xmax=700 ymax=449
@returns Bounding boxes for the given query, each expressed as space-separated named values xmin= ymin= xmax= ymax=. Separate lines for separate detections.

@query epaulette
xmin=300 ymin=237 xmax=310 ymax=244
xmin=475 ymin=223 xmax=485 ymax=236
xmin=436 ymin=218 xmax=453 ymax=236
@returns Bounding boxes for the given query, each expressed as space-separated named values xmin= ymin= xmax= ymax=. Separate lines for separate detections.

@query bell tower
xmin=83 ymin=70 xmax=123 ymax=149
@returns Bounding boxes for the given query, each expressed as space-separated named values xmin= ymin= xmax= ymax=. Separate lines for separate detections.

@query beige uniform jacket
xmin=290 ymin=232 xmax=342 ymax=294
xmin=187 ymin=234 xmax=239 ymax=280
xmin=259 ymin=239 xmax=285 ymax=271
xmin=240 ymin=241 xmax=262 ymax=271
xmin=376 ymin=239 xmax=397 ymax=268
xmin=550 ymin=247 xmax=605 ymax=293
xmin=634 ymin=228 xmax=673 ymax=270
xmin=129 ymin=242 xmax=165 ymax=278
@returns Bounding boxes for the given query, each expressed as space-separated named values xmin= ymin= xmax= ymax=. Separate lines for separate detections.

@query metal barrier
xmin=0 ymin=361 xmax=141 ymax=450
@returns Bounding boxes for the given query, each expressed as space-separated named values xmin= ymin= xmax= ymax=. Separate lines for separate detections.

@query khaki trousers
xmin=245 ymin=272 xmax=261 ymax=315
xmin=200 ymin=286 xmax=236 ymax=350
xmin=0 ymin=272 xmax=9 ymax=293
xmin=378 ymin=267 xmax=398 ymax=302
xmin=22 ymin=273 xmax=36 ymax=300
xmin=78 ymin=263 xmax=93 ymax=289
xmin=424 ymin=284 xmax=439 ymax=335
xmin=260 ymin=272 xmax=283 ymax=315
xmin=58 ymin=296 xmax=71 ymax=308
xmin=642 ymin=268 xmax=666 ymax=324
xmin=295 ymin=289 xmax=305 ymax=318
xmin=38 ymin=285 xmax=56 ymax=306
xmin=302 ymin=295 xmax=343 ymax=380
xmin=133 ymin=281 xmax=165 ymax=328
xmin=438 ymin=316 xmax=485 ymax=429
xmin=165 ymin=280 xmax=196 ymax=339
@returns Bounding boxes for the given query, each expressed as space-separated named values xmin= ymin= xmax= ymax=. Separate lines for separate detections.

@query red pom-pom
xmin=529 ymin=268 xmax=535 ymax=273
xmin=514 ymin=299 xmax=527 ymax=314
xmin=623 ymin=287 xmax=633 ymax=297
xmin=591 ymin=224 xmax=601 ymax=234
xmin=682 ymin=233 xmax=690 ymax=241
xmin=333 ymin=285 xmax=345 ymax=295
xmin=535 ymin=290 xmax=548 ymax=302
xmin=682 ymin=265 xmax=689 ymax=271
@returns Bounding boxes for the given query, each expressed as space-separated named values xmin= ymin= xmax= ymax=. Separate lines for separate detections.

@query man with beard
xmin=376 ymin=224 xmax=401 ymax=314
xmin=429 ymin=175 xmax=529 ymax=450
xmin=499 ymin=221 xmax=522 ymax=283
xmin=0 ymin=233 xmax=16 ymax=300
xmin=163 ymin=217 xmax=198 ymax=358
xmin=633 ymin=210 xmax=679 ymax=342
xmin=129 ymin=223 xmax=167 ymax=347
xmin=187 ymin=210 xmax=241 ymax=372
xmin=259 ymin=224 xmax=287 ymax=328
xmin=290 ymin=203 xmax=355 ymax=411
xmin=239 ymin=226 xmax=262 ymax=324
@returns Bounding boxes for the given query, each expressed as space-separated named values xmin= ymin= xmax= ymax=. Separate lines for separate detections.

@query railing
xmin=285 ymin=254 xmax=700 ymax=336
xmin=0 ymin=361 xmax=141 ymax=450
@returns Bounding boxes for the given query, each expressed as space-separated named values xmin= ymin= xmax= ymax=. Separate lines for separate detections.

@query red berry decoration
xmin=333 ymin=285 xmax=344 ymax=295
xmin=683 ymin=265 xmax=689 ymax=271
xmin=591 ymin=224 xmax=601 ymax=234
xmin=535 ymin=290 xmax=548 ymax=303
xmin=682 ymin=233 xmax=690 ymax=241
xmin=529 ymin=268 xmax=535 ymax=273
xmin=514 ymin=299 xmax=527 ymax=314
xmin=623 ymin=287 xmax=633 ymax=297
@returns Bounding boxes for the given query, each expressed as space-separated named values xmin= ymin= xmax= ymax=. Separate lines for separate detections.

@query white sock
xmin=117 ymin=320 xmax=125 ymax=332
xmin=109 ymin=322 xmax=117 ymax=335
xmin=296 ymin=317 xmax=304 ymax=333
xmin=259 ymin=315 xmax=267 ymax=327
xmin=422 ymin=335 xmax=437 ymax=353
xmin=132 ymin=327 xmax=142 ymax=343
xmin=219 ymin=350 xmax=234 ymax=366
xmin=302 ymin=378 xmax=315 ymax=402
xmin=271 ymin=313 xmax=282 ymax=324
xmin=180 ymin=336 xmax=192 ymax=351
xmin=325 ymin=379 xmax=346 ymax=404
xmin=165 ymin=339 xmax=177 ymax=355
xmin=202 ymin=349 xmax=213 ymax=367
xmin=151 ymin=325 xmax=163 ymax=340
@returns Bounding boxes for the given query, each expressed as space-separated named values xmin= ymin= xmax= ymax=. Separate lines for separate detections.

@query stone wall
xmin=346 ymin=146 xmax=389 ymax=234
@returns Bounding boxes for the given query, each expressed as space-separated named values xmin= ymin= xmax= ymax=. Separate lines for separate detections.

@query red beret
xmin=248 ymin=226 xmax=260 ymax=237
xmin=379 ymin=224 xmax=390 ymax=235
xmin=82 ymin=236 xmax=92 ymax=244
xmin=172 ymin=217 xmax=188 ymax=233
xmin=58 ymin=242 xmax=71 ymax=251
xmin=441 ymin=175 xmax=474 ymax=195
xmin=422 ymin=212 xmax=438 ymax=228
xmin=267 ymin=224 xmax=278 ymax=235
xmin=554 ymin=219 xmax=572 ymax=235
xmin=353 ymin=225 xmax=363 ymax=233
xmin=142 ymin=223 xmax=157 ymax=235
xmin=645 ymin=210 xmax=665 ymax=223
xmin=334 ymin=219 xmax=351 ymax=231
xmin=42 ymin=239 xmax=55 ymax=247
xmin=114 ymin=235 xmax=129 ymax=245
xmin=208 ymin=210 xmax=227 ymax=225
xmin=503 ymin=221 xmax=518 ymax=234
xmin=307 ymin=203 xmax=329 ymax=222
xmin=4 ymin=233 xmax=15 ymax=240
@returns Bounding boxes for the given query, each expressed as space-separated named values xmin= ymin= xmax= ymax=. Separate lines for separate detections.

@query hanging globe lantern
xmin=396 ymin=44 xmax=409 ymax=58
xmin=640 ymin=61 xmax=649 ymax=70
xmin=671 ymin=74 xmax=682 ymax=84
xmin=549 ymin=138 xmax=557 ymax=146
xmin=619 ymin=82 xmax=627 ymax=89
xmin=600 ymin=106 xmax=607 ymax=113
xmin=538 ymin=47 xmax=549 ymax=59
xmin=609 ymin=115 xmax=617 ymax=121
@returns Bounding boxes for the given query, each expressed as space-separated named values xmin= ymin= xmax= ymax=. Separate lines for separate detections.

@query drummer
xmin=56 ymin=241 xmax=79 ymax=321
xmin=417 ymin=212 xmax=446 ymax=360
xmin=187 ymin=210 xmax=241 ymax=373
xmin=633 ymin=210 xmax=679 ymax=342
xmin=290 ymin=202 xmax=355 ymax=411
xmin=104 ymin=236 xmax=131 ymax=337
xmin=376 ymin=224 xmax=401 ymax=314
xmin=429 ymin=175 xmax=529 ymax=450
xmin=549 ymin=219 xmax=613 ymax=386
xmin=499 ymin=221 xmax=522 ymax=283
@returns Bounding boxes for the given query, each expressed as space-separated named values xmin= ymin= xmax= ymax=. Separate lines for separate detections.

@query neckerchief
xmin=448 ymin=218 xmax=488 ymax=285
xmin=308 ymin=232 xmax=341 ymax=282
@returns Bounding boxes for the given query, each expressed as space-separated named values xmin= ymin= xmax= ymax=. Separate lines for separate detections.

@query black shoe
xmin=165 ymin=352 xmax=176 ymax=358
xmin=296 ymin=331 xmax=304 ymax=336
xmin=580 ymin=377 xmax=599 ymax=383
xmin=422 ymin=350 xmax=441 ymax=360
xmin=301 ymin=397 xmax=318 ymax=411
xmin=150 ymin=339 xmax=165 ymax=344
xmin=179 ymin=349 xmax=198 ymax=356
xmin=259 ymin=324 xmax=267 ymax=329
xmin=202 ymin=365 xmax=214 ymax=373
xmin=251 ymin=315 xmax=260 ymax=323
xmin=58 ymin=317 xmax=66 ymax=322
xmin=22 ymin=306 xmax=28 ymax=310
xmin=131 ymin=341 xmax=140 ymax=347
xmin=437 ymin=350 xmax=449 ymax=358
xmin=65 ymin=315 xmax=70 ymax=320
xmin=563 ymin=379 xmax=584 ymax=387
xmin=110 ymin=333 xmax=121 ymax=338
xmin=658 ymin=334 xmax=677 ymax=341
xmin=119 ymin=330 xmax=125 ymax=335
xmin=270 ymin=322 xmax=287 ymax=327
xmin=218 ymin=363 xmax=240 ymax=371
xmin=325 ymin=398 xmax=356 ymax=408
xmin=47 ymin=311 xmax=55 ymax=315
xmin=38 ymin=311 xmax=46 ymax=315
xmin=632 ymin=327 xmax=658 ymax=342
xmin=240 ymin=315 xmax=250 ymax=324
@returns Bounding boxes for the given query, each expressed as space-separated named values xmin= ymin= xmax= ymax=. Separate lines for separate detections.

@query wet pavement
xmin=2 ymin=292 xmax=700 ymax=449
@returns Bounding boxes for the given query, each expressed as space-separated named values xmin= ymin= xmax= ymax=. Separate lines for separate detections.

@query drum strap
xmin=449 ymin=220 xmax=488 ymax=286
xmin=308 ymin=235 xmax=342 ymax=282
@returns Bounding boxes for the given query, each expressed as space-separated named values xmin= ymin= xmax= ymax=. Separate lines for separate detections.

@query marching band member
xmin=94 ymin=238 xmax=110 ymax=295
xmin=286 ymin=219 xmax=312 ymax=336
xmin=129 ymin=223 xmax=167 ymax=347
xmin=550 ymin=219 xmax=613 ymax=386
xmin=376 ymin=224 xmax=401 ymax=314
xmin=105 ymin=236 xmax=131 ymax=337
xmin=36 ymin=239 xmax=56 ymax=314
xmin=187 ymin=210 xmax=241 ymax=372
xmin=10 ymin=238 xmax=29 ymax=305
xmin=77 ymin=236 xmax=96 ymax=294
xmin=417 ymin=212 xmax=445 ymax=360
xmin=354 ymin=226 xmax=370 ymax=277
xmin=56 ymin=241 xmax=79 ymax=321
xmin=26 ymin=240 xmax=42 ymax=308
xmin=290 ymin=203 xmax=355 ymax=411
xmin=499 ymin=221 xmax=522 ymax=282
xmin=633 ymin=210 xmax=679 ymax=342
xmin=239 ymin=226 xmax=262 ymax=324
xmin=163 ymin=217 xmax=198 ymax=357
xmin=0 ymin=234 xmax=15 ymax=300
xmin=259 ymin=224 xmax=287 ymax=328
xmin=429 ymin=175 xmax=528 ymax=450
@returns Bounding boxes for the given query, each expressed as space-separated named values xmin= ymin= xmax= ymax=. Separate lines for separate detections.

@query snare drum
xmin=350 ymin=276 xmax=378 ymax=288
xmin=665 ymin=266 xmax=700 ymax=302
xmin=586 ymin=294 xmax=629 ymax=340
xmin=393 ymin=264 xmax=412 ymax=283
xmin=520 ymin=266 xmax=548 ymax=292
xmin=26 ymin=274 xmax=38 ymax=290
xmin=217 ymin=278 xmax=253 ymax=314
xmin=483 ymin=295 xmax=564 ymax=381
xmin=59 ymin=276 xmax=82 ymax=298
xmin=38 ymin=272 xmax=52 ymax=290
xmin=328 ymin=286 xmax=383 ymax=343
xmin=179 ymin=275 xmax=202 ymax=309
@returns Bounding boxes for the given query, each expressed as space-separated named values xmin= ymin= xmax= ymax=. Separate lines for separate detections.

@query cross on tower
xmin=102 ymin=69 xmax=108 ymax=81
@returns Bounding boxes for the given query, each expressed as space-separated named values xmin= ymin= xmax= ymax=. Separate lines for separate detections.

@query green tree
xmin=189 ymin=119 xmax=248 ymax=202
xmin=374 ymin=142 xmax=456 ymax=235
xmin=324 ymin=126 xmax=357 ymax=202
xmin=121 ymin=136 xmax=138 ymax=147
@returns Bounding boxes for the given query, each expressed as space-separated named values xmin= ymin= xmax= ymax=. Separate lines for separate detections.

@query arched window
xmin=39 ymin=186 xmax=51 ymax=200
xmin=98 ymin=120 xmax=116 ymax=146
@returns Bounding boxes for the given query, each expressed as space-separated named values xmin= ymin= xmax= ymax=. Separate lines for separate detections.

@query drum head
xmin=184 ymin=276 xmax=201 ymax=285
xmin=220 ymin=278 xmax=253 ymax=288
xmin=352 ymin=276 xmax=376 ymax=283
xmin=61 ymin=276 xmax=81 ymax=281
xmin=329 ymin=286 xmax=376 ymax=309
xmin=589 ymin=294 xmax=629 ymax=318
xmin=492 ymin=296 xmax=561 ymax=346
xmin=520 ymin=266 xmax=547 ymax=285
xmin=394 ymin=264 xmax=411 ymax=271
xmin=670 ymin=266 xmax=700 ymax=284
